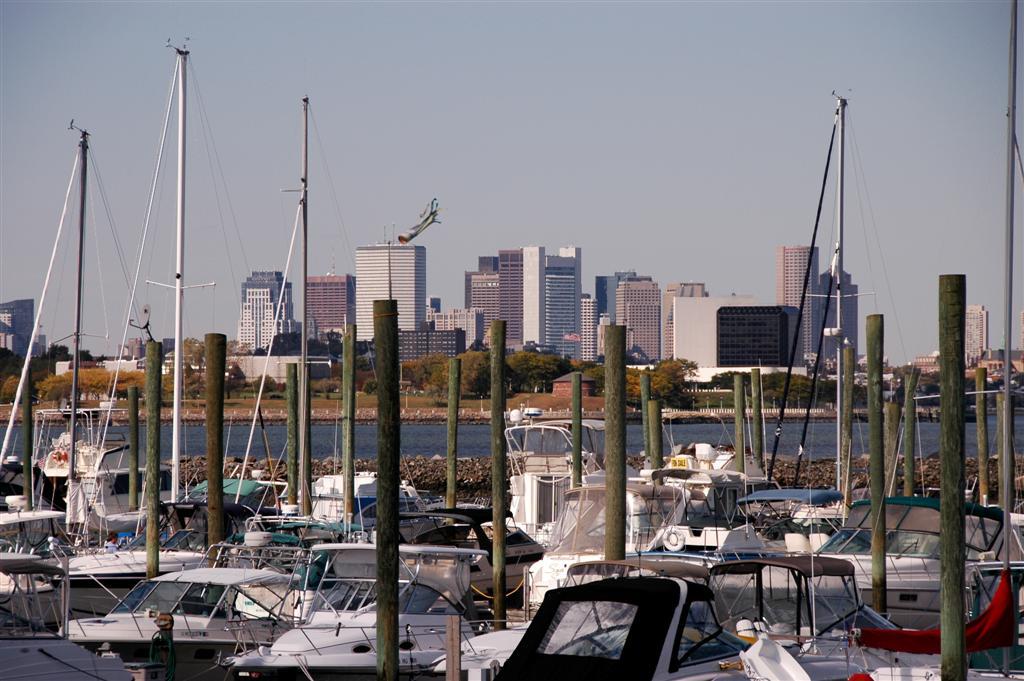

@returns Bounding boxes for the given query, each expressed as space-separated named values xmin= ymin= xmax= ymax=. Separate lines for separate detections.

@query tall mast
xmin=1002 ymin=0 xmax=1017 ymax=561
xmin=69 ymin=128 xmax=89 ymax=480
xmin=834 ymin=95 xmax=847 ymax=491
xmin=171 ymin=46 xmax=188 ymax=497
xmin=299 ymin=96 xmax=309 ymax=511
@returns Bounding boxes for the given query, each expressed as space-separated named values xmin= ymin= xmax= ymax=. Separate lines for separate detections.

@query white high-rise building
xmin=671 ymin=294 xmax=757 ymax=367
xmin=237 ymin=271 xmax=298 ymax=351
xmin=355 ymin=244 xmax=426 ymax=342
xmin=662 ymin=282 xmax=708 ymax=360
xmin=544 ymin=246 xmax=582 ymax=358
xmin=580 ymin=294 xmax=597 ymax=362
xmin=966 ymin=304 xmax=989 ymax=366
xmin=522 ymin=246 xmax=546 ymax=345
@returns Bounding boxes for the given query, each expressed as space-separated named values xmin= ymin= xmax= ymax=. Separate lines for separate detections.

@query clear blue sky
xmin=0 ymin=1 xmax=1019 ymax=364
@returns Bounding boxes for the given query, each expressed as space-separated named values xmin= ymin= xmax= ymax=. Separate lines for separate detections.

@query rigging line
xmin=237 ymin=201 xmax=303 ymax=501
xmin=767 ymin=118 xmax=838 ymax=481
xmin=187 ymin=60 xmax=250 ymax=273
xmin=0 ymin=150 xmax=79 ymax=460
xmin=87 ymin=146 xmax=133 ymax=292
xmin=848 ymin=113 xmax=908 ymax=361
xmin=793 ymin=270 xmax=837 ymax=487
xmin=100 ymin=57 xmax=178 ymax=445
xmin=308 ymin=105 xmax=355 ymax=270
xmin=187 ymin=60 xmax=238 ymax=290
xmin=86 ymin=167 xmax=111 ymax=342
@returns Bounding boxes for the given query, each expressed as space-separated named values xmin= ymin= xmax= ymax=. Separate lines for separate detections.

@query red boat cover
xmin=857 ymin=569 xmax=1016 ymax=654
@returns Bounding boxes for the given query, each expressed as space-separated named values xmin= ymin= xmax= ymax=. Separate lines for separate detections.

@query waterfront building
xmin=671 ymin=294 xmax=758 ymax=367
xmin=662 ymin=282 xmax=708 ymax=360
xmin=355 ymin=243 xmax=426 ymax=342
xmin=966 ymin=304 xmax=989 ymax=366
xmin=307 ymin=274 xmax=355 ymax=337
xmin=398 ymin=328 xmax=466 ymax=362
xmin=595 ymin=271 xmax=637 ymax=323
xmin=237 ymin=271 xmax=298 ymax=352
xmin=544 ymin=247 xmax=582 ymax=358
xmin=775 ymin=245 xmax=820 ymax=361
xmin=551 ymin=372 xmax=596 ymax=397
xmin=616 ymin=276 xmax=661 ymax=362
xmin=429 ymin=308 xmax=485 ymax=347
xmin=580 ymin=294 xmax=597 ymax=362
xmin=717 ymin=306 xmax=798 ymax=367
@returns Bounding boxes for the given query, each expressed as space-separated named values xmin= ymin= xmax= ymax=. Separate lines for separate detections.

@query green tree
xmin=507 ymin=351 xmax=570 ymax=393
xmin=458 ymin=351 xmax=491 ymax=397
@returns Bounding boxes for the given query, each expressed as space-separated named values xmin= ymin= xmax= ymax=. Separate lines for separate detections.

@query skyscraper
xmin=580 ymin=294 xmax=597 ymax=362
xmin=662 ymin=282 xmax=708 ymax=360
xmin=966 ymin=304 xmax=989 ymax=366
xmin=237 ymin=271 xmax=298 ymax=351
xmin=430 ymin=308 xmax=485 ymax=347
xmin=616 ymin=276 xmax=661 ymax=362
xmin=775 ymin=245 xmax=820 ymax=361
xmin=522 ymin=246 xmax=546 ymax=346
xmin=498 ymin=249 xmax=524 ymax=346
xmin=818 ymin=268 xmax=859 ymax=360
xmin=355 ymin=244 xmax=426 ymax=342
xmin=0 ymin=299 xmax=35 ymax=356
xmin=544 ymin=246 xmax=582 ymax=358
xmin=595 ymin=271 xmax=637 ymax=323
xmin=307 ymin=274 xmax=356 ymax=337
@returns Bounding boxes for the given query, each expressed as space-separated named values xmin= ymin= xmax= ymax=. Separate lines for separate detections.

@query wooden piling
xmin=841 ymin=345 xmax=855 ymax=503
xmin=640 ymin=372 xmax=651 ymax=459
xmin=127 ymin=386 xmax=138 ymax=512
xmin=750 ymin=367 xmax=764 ymax=469
xmin=145 ymin=341 xmax=162 ymax=579
xmin=490 ymin=320 xmax=508 ymax=629
xmin=884 ymin=402 xmax=901 ymax=494
xmin=205 ymin=333 xmax=226 ymax=554
xmin=733 ymin=374 xmax=746 ymax=474
xmin=303 ymin=368 xmax=312 ymax=515
xmin=902 ymin=368 xmax=920 ymax=497
xmin=604 ymin=325 xmax=627 ymax=561
xmin=446 ymin=357 xmax=461 ymax=508
xmin=938 ymin=274 xmax=966 ymax=681
xmin=21 ymin=384 xmax=32 ymax=510
xmin=343 ymin=324 xmax=356 ymax=525
xmin=976 ymin=368 xmax=989 ymax=504
xmin=648 ymin=399 xmax=663 ymax=469
xmin=374 ymin=299 xmax=400 ymax=681
xmin=866 ymin=314 xmax=886 ymax=614
xmin=571 ymin=372 xmax=583 ymax=488
xmin=286 ymin=363 xmax=298 ymax=506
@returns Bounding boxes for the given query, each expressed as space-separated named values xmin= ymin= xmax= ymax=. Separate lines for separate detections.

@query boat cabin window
xmin=820 ymin=528 xmax=948 ymax=558
xmin=408 ymin=523 xmax=476 ymax=548
xmin=538 ymin=600 xmax=638 ymax=659
xmin=400 ymin=584 xmax=460 ymax=615
xmin=177 ymin=583 xmax=227 ymax=617
xmin=113 ymin=581 xmax=189 ymax=615
xmin=674 ymin=598 xmax=746 ymax=666
xmin=319 ymin=578 xmax=378 ymax=612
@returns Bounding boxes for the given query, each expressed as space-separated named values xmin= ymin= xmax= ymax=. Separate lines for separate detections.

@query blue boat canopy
xmin=738 ymin=488 xmax=843 ymax=507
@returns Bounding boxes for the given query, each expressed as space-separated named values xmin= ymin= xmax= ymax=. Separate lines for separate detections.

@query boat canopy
xmin=0 ymin=553 xmax=63 ymax=576
xmin=738 ymin=489 xmax=843 ymax=507
xmin=565 ymin=557 xmax=708 ymax=584
xmin=845 ymin=497 xmax=1003 ymax=553
xmin=152 ymin=567 xmax=292 ymax=587
xmin=710 ymin=556 xmax=854 ymax=578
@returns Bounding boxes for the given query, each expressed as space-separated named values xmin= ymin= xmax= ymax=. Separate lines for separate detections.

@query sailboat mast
xmin=299 ymin=96 xmax=310 ymax=512
xmin=171 ymin=46 xmax=188 ymax=497
xmin=834 ymin=95 xmax=847 ymax=491
xmin=69 ymin=128 xmax=89 ymax=480
xmin=1002 ymin=0 xmax=1017 ymax=561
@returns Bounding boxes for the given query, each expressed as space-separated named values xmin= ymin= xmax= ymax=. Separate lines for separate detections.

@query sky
xmin=0 ymin=1 xmax=1020 ymax=365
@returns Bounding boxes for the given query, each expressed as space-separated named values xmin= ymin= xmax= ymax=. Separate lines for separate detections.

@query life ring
xmin=663 ymin=527 xmax=685 ymax=552
xmin=52 ymin=449 xmax=68 ymax=464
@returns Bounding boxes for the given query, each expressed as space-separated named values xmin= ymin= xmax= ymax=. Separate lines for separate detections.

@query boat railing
xmin=207 ymin=543 xmax=312 ymax=573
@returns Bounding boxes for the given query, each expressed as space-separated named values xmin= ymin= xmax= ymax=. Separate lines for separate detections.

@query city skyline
xmin=1 ymin=3 xmax=1020 ymax=364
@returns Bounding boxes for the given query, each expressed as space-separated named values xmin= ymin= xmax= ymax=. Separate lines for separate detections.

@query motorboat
xmin=227 ymin=543 xmax=485 ymax=680
xmin=400 ymin=507 xmax=546 ymax=599
xmin=69 ymin=565 xmax=296 ymax=681
xmin=736 ymin=488 xmax=846 ymax=552
xmin=310 ymin=471 xmax=430 ymax=528
xmin=817 ymin=497 xmax=1021 ymax=629
xmin=0 ymin=553 xmax=135 ymax=680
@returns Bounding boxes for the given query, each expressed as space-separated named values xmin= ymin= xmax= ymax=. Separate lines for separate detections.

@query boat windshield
xmin=111 ymin=579 xmax=285 ymax=619
xmin=506 ymin=425 xmax=604 ymax=457
xmin=674 ymin=598 xmax=747 ymax=666
xmin=818 ymin=529 xmax=949 ymax=559
xmin=123 ymin=529 xmax=202 ymax=552
xmin=538 ymin=600 xmax=637 ymax=659
xmin=311 ymin=578 xmax=460 ymax=616
xmin=547 ymin=488 xmax=683 ymax=555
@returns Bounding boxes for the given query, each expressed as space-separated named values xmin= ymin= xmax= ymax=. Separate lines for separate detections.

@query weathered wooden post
xmin=640 ymin=371 xmax=651 ymax=458
xmin=939 ymin=274 xmax=967 ymax=681
xmin=343 ymin=324 xmax=356 ymax=525
xmin=841 ymin=345 xmax=855 ymax=503
xmin=127 ymin=385 xmax=139 ymax=512
xmin=145 ymin=341 xmax=162 ymax=579
xmin=604 ymin=325 xmax=627 ymax=561
xmin=884 ymin=402 xmax=901 ymax=494
xmin=205 ymin=333 xmax=226 ymax=554
xmin=647 ymin=399 xmax=663 ymax=469
xmin=286 ymin=363 xmax=298 ymax=505
xmin=374 ymin=299 xmax=400 ymax=681
xmin=571 ymin=372 xmax=583 ymax=488
xmin=750 ymin=367 xmax=764 ymax=469
xmin=21 ymin=384 xmax=32 ymax=510
xmin=446 ymin=357 xmax=461 ymax=508
xmin=976 ymin=368 xmax=990 ymax=504
xmin=733 ymin=373 xmax=746 ymax=475
xmin=490 ymin=320 xmax=508 ymax=628
xmin=866 ymin=314 xmax=886 ymax=614
xmin=303 ymin=368 xmax=312 ymax=515
xmin=902 ymin=368 xmax=920 ymax=497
